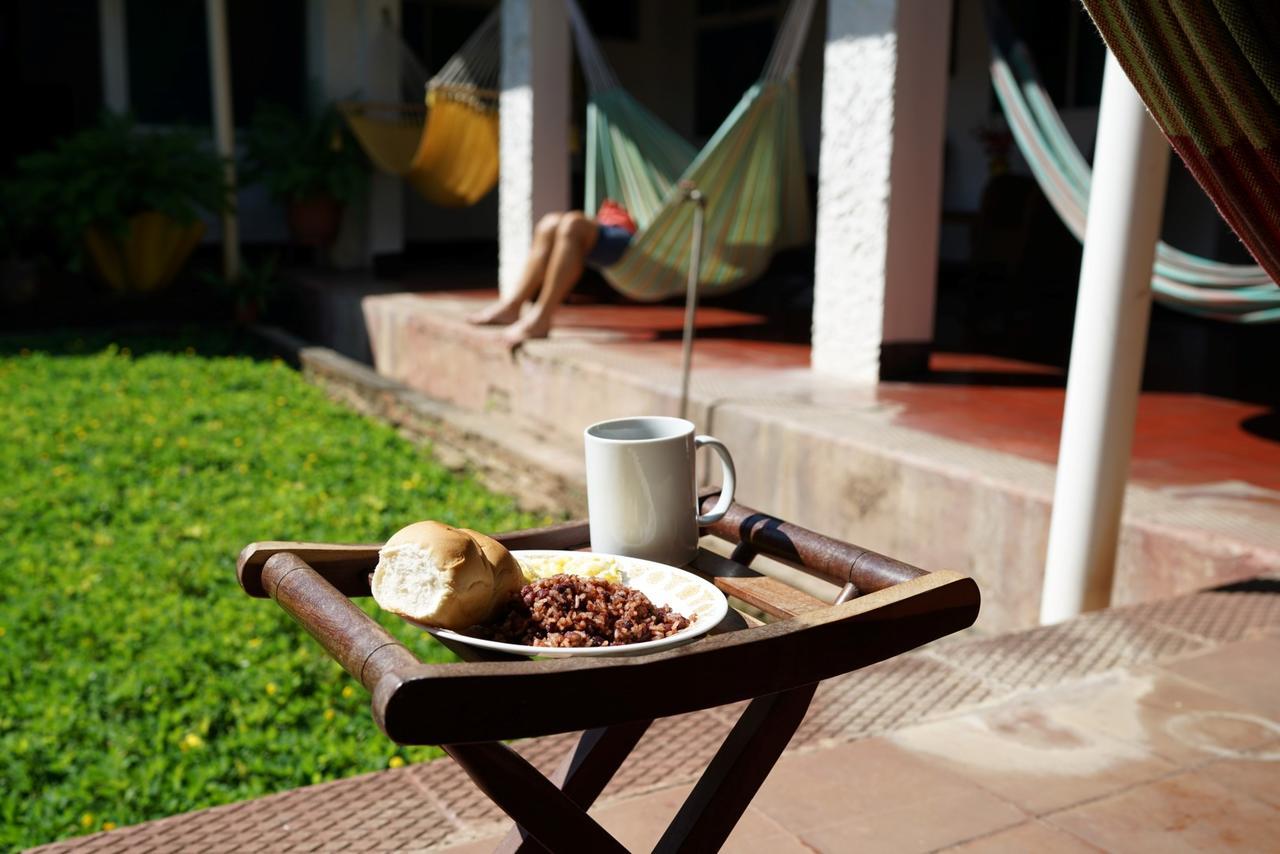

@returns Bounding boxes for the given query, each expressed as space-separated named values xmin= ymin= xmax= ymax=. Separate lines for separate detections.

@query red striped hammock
xmin=1080 ymin=1 xmax=1280 ymax=283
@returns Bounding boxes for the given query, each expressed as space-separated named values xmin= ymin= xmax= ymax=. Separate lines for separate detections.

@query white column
xmin=811 ymin=0 xmax=951 ymax=381
xmin=98 ymin=0 xmax=130 ymax=113
xmin=499 ymin=0 xmax=570 ymax=297
xmin=360 ymin=0 xmax=406 ymax=263
xmin=1040 ymin=53 xmax=1171 ymax=624
xmin=205 ymin=0 xmax=239 ymax=279
xmin=306 ymin=0 xmax=404 ymax=268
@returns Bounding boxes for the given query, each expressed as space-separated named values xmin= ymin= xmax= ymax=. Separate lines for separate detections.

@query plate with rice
xmin=424 ymin=550 xmax=729 ymax=658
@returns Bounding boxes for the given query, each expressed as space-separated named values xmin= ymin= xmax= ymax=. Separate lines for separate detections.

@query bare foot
xmin=467 ymin=300 xmax=521 ymax=326
xmin=500 ymin=314 xmax=551 ymax=349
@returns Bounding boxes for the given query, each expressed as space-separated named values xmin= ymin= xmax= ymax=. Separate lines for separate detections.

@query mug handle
xmin=694 ymin=435 xmax=736 ymax=526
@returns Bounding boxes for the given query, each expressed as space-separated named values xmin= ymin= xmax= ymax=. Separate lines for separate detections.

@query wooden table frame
xmin=237 ymin=494 xmax=979 ymax=853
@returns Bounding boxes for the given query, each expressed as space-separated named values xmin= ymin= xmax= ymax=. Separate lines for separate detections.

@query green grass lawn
xmin=0 ymin=330 xmax=547 ymax=851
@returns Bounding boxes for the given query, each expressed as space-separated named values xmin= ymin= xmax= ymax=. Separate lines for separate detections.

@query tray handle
xmin=700 ymin=495 xmax=928 ymax=595
xmin=261 ymin=552 xmax=419 ymax=691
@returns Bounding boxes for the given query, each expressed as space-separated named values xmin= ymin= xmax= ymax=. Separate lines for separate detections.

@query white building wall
xmin=98 ymin=0 xmax=129 ymax=113
xmin=940 ymin=0 xmax=988 ymax=215
xmin=306 ymin=0 xmax=405 ymax=268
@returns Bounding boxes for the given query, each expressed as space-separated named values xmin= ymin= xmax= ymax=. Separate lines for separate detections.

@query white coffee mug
xmin=584 ymin=416 xmax=736 ymax=566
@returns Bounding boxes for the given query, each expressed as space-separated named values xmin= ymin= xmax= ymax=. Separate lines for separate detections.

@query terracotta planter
xmin=84 ymin=211 xmax=206 ymax=293
xmin=1 ymin=257 xmax=40 ymax=305
xmin=233 ymin=300 xmax=261 ymax=326
xmin=286 ymin=195 xmax=344 ymax=248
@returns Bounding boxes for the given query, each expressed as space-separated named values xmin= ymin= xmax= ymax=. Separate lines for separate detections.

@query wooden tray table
xmin=237 ymin=493 xmax=979 ymax=853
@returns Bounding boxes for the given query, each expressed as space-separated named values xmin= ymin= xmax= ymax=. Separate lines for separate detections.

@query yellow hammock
xmin=340 ymin=91 xmax=498 ymax=208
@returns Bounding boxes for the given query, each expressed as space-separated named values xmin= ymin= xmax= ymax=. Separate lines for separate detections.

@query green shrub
xmin=0 ymin=330 xmax=546 ymax=850
xmin=4 ymin=114 xmax=230 ymax=270
xmin=242 ymin=103 xmax=368 ymax=205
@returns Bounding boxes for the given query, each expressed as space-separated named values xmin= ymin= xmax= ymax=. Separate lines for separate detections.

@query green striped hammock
xmin=985 ymin=0 xmax=1280 ymax=323
xmin=568 ymin=0 xmax=815 ymax=301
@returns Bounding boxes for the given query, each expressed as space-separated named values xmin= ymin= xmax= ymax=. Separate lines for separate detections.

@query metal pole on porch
xmin=206 ymin=0 xmax=240 ymax=280
xmin=679 ymin=183 xmax=707 ymax=422
xmin=1039 ymin=52 xmax=1171 ymax=624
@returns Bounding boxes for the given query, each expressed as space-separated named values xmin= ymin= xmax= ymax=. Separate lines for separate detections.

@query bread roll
xmin=371 ymin=521 xmax=525 ymax=630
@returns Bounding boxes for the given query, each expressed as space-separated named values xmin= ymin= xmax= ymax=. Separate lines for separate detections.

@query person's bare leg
xmin=468 ymin=213 xmax=562 ymax=325
xmin=502 ymin=212 xmax=598 ymax=346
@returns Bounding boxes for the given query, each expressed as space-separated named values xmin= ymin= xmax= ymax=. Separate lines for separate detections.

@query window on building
xmin=694 ymin=1 xmax=780 ymax=137
xmin=2 ymin=0 xmax=102 ymax=166
xmin=697 ymin=0 xmax=778 ymax=15
xmin=584 ymin=0 xmax=640 ymax=41
xmin=1003 ymin=0 xmax=1105 ymax=109
xmin=400 ymin=1 xmax=497 ymax=74
xmin=125 ymin=0 xmax=306 ymax=127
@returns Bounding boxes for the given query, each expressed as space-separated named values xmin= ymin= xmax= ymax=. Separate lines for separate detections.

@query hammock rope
xmin=429 ymin=9 xmax=501 ymax=110
xmin=984 ymin=0 xmax=1280 ymax=323
xmin=340 ymin=9 xmax=500 ymax=207
xmin=567 ymin=0 xmax=816 ymax=302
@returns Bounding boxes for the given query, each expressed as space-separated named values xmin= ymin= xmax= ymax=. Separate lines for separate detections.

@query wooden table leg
xmin=653 ymin=684 xmax=819 ymax=854
xmin=444 ymin=741 xmax=630 ymax=854
xmin=494 ymin=719 xmax=653 ymax=854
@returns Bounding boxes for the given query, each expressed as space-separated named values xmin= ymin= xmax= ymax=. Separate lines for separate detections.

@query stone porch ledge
xmin=362 ymin=292 xmax=1280 ymax=633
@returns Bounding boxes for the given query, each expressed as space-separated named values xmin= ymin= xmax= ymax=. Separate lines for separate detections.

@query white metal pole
xmin=679 ymin=185 xmax=706 ymax=422
xmin=1039 ymin=52 xmax=1171 ymax=625
xmin=98 ymin=0 xmax=130 ymax=113
xmin=206 ymin=0 xmax=240 ymax=280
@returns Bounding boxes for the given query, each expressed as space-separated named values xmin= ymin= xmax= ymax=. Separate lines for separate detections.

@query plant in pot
xmin=5 ymin=113 xmax=229 ymax=294
xmin=0 ymin=205 xmax=41 ymax=307
xmin=202 ymin=253 xmax=281 ymax=325
xmin=242 ymin=102 xmax=368 ymax=250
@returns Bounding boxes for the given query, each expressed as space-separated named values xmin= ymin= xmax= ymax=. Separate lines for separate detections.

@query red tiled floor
xmin=429 ymin=290 xmax=813 ymax=371
xmin=1046 ymin=771 xmax=1280 ymax=852
xmin=437 ymin=293 xmax=1280 ymax=491
xmin=941 ymin=820 xmax=1105 ymax=853
xmin=750 ymin=738 xmax=1027 ymax=853
xmin=882 ymin=367 xmax=1280 ymax=492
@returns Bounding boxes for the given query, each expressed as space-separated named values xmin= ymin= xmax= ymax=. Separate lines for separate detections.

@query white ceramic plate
xmin=419 ymin=550 xmax=729 ymax=658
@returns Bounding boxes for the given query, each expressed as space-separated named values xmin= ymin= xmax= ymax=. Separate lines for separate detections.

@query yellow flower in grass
xmin=323 ymin=708 xmax=336 ymax=722
xmin=341 ymin=685 xmax=355 ymax=700
xmin=103 ymin=822 xmax=117 ymax=831
xmin=80 ymin=813 xmax=94 ymax=828
xmin=388 ymin=756 xmax=405 ymax=769
xmin=180 ymin=733 xmax=204 ymax=751
xmin=265 ymin=682 xmax=278 ymax=696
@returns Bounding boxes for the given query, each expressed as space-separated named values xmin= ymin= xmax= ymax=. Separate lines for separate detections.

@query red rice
xmin=470 ymin=574 xmax=693 ymax=648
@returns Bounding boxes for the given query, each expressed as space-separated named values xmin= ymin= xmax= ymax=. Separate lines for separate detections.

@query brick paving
xmin=32 ymin=577 xmax=1280 ymax=853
